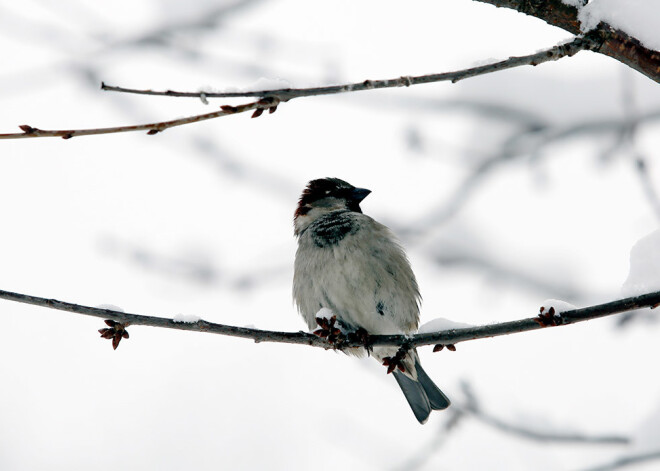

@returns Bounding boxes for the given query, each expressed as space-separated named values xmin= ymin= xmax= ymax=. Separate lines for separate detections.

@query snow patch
xmin=622 ymin=229 xmax=660 ymax=296
xmin=245 ymin=77 xmax=292 ymax=91
xmin=540 ymin=299 xmax=577 ymax=314
xmin=96 ymin=304 xmax=124 ymax=312
xmin=203 ymin=77 xmax=292 ymax=94
xmin=173 ymin=313 xmax=201 ymax=323
xmin=576 ymin=0 xmax=660 ymax=51
xmin=560 ymin=0 xmax=584 ymax=7
xmin=418 ymin=317 xmax=474 ymax=333
xmin=315 ymin=307 xmax=335 ymax=321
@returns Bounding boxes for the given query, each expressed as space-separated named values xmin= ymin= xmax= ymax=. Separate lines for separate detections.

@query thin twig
xmin=0 ymin=98 xmax=277 ymax=140
xmin=1 ymin=288 xmax=659 ymax=348
xmin=101 ymin=36 xmax=597 ymax=100
xmin=0 ymin=37 xmax=599 ymax=140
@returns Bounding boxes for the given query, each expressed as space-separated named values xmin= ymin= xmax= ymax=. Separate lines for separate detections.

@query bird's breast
xmin=309 ymin=211 xmax=359 ymax=248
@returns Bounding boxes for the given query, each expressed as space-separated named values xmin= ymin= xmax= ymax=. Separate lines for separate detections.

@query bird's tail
xmin=393 ymin=358 xmax=450 ymax=424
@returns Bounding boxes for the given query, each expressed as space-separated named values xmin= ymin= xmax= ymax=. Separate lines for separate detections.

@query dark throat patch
xmin=311 ymin=211 xmax=359 ymax=247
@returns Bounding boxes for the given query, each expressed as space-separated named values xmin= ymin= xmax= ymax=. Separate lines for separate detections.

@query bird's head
xmin=294 ymin=177 xmax=371 ymax=235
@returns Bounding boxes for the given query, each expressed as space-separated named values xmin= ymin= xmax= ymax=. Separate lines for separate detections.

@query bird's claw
xmin=313 ymin=316 xmax=374 ymax=351
xmin=346 ymin=327 xmax=373 ymax=353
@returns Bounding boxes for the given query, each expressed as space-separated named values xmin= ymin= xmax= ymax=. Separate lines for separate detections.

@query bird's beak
xmin=351 ymin=187 xmax=371 ymax=202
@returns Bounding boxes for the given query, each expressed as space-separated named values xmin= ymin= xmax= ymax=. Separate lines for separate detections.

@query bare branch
xmin=0 ymin=98 xmax=278 ymax=140
xmin=101 ymin=37 xmax=596 ymax=100
xmin=1 ymin=288 xmax=659 ymax=349
xmin=472 ymin=0 xmax=660 ymax=83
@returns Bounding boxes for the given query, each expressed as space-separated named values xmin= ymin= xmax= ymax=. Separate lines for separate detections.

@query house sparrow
xmin=293 ymin=177 xmax=450 ymax=423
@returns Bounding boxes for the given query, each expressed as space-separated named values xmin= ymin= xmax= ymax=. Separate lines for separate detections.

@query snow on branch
xmin=473 ymin=0 xmax=660 ymax=83
xmin=1 ymin=288 xmax=659 ymax=350
xmin=100 ymin=36 xmax=596 ymax=101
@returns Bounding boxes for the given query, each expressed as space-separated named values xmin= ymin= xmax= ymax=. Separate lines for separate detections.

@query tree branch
xmin=0 ymin=98 xmax=278 ymax=140
xmin=100 ymin=36 xmax=596 ymax=101
xmin=472 ymin=0 xmax=660 ymax=83
xmin=1 ymin=288 xmax=659 ymax=349
xmin=0 ymin=34 xmax=616 ymax=140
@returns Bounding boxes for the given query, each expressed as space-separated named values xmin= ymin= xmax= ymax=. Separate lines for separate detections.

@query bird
xmin=293 ymin=177 xmax=450 ymax=423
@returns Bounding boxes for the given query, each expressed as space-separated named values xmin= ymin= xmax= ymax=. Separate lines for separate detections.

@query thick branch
xmin=0 ymin=98 xmax=277 ymax=140
xmin=0 ymin=288 xmax=659 ymax=349
xmin=101 ymin=36 xmax=595 ymax=101
xmin=472 ymin=0 xmax=660 ymax=83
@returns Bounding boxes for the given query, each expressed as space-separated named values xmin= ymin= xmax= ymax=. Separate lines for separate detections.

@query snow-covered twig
xmin=473 ymin=0 xmax=660 ymax=83
xmin=0 ymin=98 xmax=278 ymax=140
xmin=1 ymin=288 xmax=660 ymax=349
xmin=101 ymin=36 xmax=596 ymax=101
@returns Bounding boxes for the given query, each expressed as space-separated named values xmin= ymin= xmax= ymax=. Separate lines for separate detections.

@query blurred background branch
xmin=398 ymin=381 xmax=630 ymax=471
xmin=458 ymin=382 xmax=629 ymax=445
xmin=580 ymin=450 xmax=660 ymax=471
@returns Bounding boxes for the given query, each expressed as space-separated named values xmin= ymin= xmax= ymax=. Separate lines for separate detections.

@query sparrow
xmin=293 ymin=177 xmax=450 ymax=424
